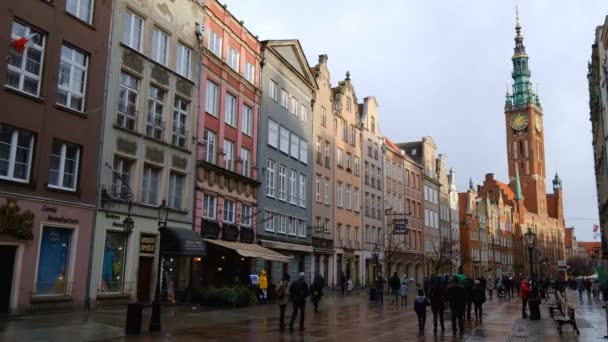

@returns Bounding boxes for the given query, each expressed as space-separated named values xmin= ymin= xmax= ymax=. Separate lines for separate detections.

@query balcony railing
xmin=116 ymin=105 xmax=137 ymax=131
xmin=146 ymin=114 xmax=165 ymax=140
xmin=172 ymin=123 xmax=188 ymax=149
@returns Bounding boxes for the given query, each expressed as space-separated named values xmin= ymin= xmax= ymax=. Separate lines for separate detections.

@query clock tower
xmin=505 ymin=10 xmax=546 ymax=215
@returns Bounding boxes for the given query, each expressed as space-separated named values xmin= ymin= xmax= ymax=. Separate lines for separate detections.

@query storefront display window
xmin=36 ymin=227 xmax=72 ymax=295
xmin=101 ymin=231 xmax=127 ymax=293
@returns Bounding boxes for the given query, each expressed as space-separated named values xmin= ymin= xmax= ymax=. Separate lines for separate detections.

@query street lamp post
xmin=149 ymin=200 xmax=169 ymax=332
xmin=524 ymin=226 xmax=537 ymax=281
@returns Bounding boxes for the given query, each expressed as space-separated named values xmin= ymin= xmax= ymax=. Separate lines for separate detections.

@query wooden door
xmin=0 ymin=246 xmax=16 ymax=313
xmin=137 ymin=257 xmax=153 ymax=303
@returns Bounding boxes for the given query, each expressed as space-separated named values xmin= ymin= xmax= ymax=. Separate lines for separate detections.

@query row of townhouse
xmin=0 ymin=0 xmax=460 ymax=314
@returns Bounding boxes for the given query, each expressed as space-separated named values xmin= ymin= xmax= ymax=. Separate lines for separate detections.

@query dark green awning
xmin=161 ymin=227 xmax=206 ymax=256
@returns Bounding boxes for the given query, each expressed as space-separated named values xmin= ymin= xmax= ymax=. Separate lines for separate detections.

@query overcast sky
xmin=227 ymin=0 xmax=606 ymax=241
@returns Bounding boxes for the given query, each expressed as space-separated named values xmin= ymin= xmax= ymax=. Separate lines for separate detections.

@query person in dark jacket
xmin=447 ymin=276 xmax=466 ymax=333
xmin=414 ymin=288 xmax=431 ymax=332
xmin=310 ymin=273 xmax=324 ymax=313
xmin=464 ymin=278 xmax=474 ymax=320
xmin=471 ymin=279 xmax=486 ymax=321
xmin=389 ymin=272 xmax=401 ymax=305
xmin=375 ymin=273 xmax=386 ymax=304
xmin=289 ymin=272 xmax=309 ymax=331
xmin=428 ymin=277 xmax=446 ymax=333
xmin=340 ymin=270 xmax=346 ymax=296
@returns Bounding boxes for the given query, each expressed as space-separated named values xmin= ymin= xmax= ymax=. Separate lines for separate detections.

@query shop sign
xmin=0 ymin=198 xmax=34 ymax=240
xmin=557 ymin=260 xmax=567 ymax=270
xmin=140 ymin=234 xmax=157 ymax=254
xmin=42 ymin=205 xmax=79 ymax=225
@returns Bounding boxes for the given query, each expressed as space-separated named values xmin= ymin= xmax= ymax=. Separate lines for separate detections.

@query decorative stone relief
xmin=172 ymin=155 xmax=187 ymax=170
xmin=145 ymin=146 xmax=164 ymax=164
xmin=116 ymin=137 xmax=137 ymax=155
xmin=122 ymin=50 xmax=144 ymax=74
xmin=176 ymin=79 xmax=192 ymax=97
xmin=151 ymin=66 xmax=169 ymax=86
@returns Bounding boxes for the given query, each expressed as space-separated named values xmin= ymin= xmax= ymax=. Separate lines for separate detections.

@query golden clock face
xmin=535 ymin=114 xmax=542 ymax=132
xmin=510 ymin=113 xmax=529 ymax=131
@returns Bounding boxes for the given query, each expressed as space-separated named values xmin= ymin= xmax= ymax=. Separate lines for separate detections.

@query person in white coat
xmin=400 ymin=275 xmax=411 ymax=307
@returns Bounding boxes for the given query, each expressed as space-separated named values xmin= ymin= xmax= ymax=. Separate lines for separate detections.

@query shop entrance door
xmin=0 ymin=246 xmax=16 ymax=313
xmin=137 ymin=256 xmax=153 ymax=303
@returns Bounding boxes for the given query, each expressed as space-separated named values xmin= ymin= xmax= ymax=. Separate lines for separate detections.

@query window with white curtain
xmin=48 ymin=140 xmax=80 ymax=191
xmin=66 ymin=0 xmax=94 ymax=23
xmin=57 ymin=45 xmax=88 ymax=112
xmin=299 ymin=174 xmax=306 ymax=208
xmin=151 ymin=28 xmax=168 ymax=65
xmin=122 ymin=11 xmax=143 ymax=51
xmin=289 ymin=170 xmax=297 ymax=205
xmin=176 ymin=43 xmax=192 ymax=78
xmin=0 ymin=125 xmax=35 ymax=183
xmin=300 ymin=141 xmax=308 ymax=164
xmin=278 ymin=164 xmax=287 ymax=201
xmin=266 ymin=159 xmax=275 ymax=197
xmin=268 ymin=119 xmax=279 ymax=148
xmin=290 ymin=134 xmax=299 ymax=159
xmin=279 ymin=126 xmax=289 ymax=154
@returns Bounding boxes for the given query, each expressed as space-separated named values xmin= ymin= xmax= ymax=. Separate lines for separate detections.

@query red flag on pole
xmin=593 ymin=224 xmax=600 ymax=233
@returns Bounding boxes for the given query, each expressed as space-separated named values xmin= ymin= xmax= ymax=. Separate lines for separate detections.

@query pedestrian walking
xmin=375 ymin=273 xmax=385 ymax=304
xmin=577 ymin=279 xmax=584 ymax=301
xmin=346 ymin=278 xmax=353 ymax=295
xmin=414 ymin=288 xmax=430 ymax=333
xmin=259 ymin=270 xmax=268 ymax=303
xmin=276 ymin=273 xmax=290 ymax=331
xmin=428 ymin=277 xmax=446 ymax=333
xmin=310 ymin=273 xmax=324 ymax=313
xmin=289 ymin=272 xmax=309 ymax=332
xmin=472 ymin=279 xmax=486 ymax=321
xmin=400 ymin=274 xmax=410 ymax=307
xmin=487 ymin=276 xmax=494 ymax=300
xmin=519 ymin=277 xmax=531 ymax=319
xmin=464 ymin=277 xmax=474 ymax=320
xmin=593 ymin=281 xmax=600 ymax=300
xmin=389 ymin=272 xmax=401 ymax=305
xmin=585 ymin=279 xmax=592 ymax=301
xmin=447 ymin=276 xmax=466 ymax=333
xmin=340 ymin=270 xmax=346 ymax=296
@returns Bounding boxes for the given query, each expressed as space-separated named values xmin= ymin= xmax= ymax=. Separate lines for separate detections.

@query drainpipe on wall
xmin=84 ymin=0 xmax=117 ymax=311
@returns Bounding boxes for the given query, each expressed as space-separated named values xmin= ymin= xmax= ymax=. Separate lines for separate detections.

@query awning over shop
xmin=204 ymin=239 xmax=291 ymax=263
xmin=161 ymin=227 xmax=206 ymax=256
xmin=260 ymin=239 xmax=314 ymax=253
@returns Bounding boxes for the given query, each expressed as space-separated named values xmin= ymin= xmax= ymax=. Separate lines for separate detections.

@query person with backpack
xmin=276 ymin=273 xmax=290 ymax=331
xmin=414 ymin=288 xmax=431 ymax=333
xmin=289 ymin=272 xmax=309 ymax=331
xmin=389 ymin=272 xmax=401 ymax=305
xmin=310 ymin=273 xmax=324 ymax=313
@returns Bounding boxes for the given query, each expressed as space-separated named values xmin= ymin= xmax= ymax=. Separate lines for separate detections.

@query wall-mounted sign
xmin=140 ymin=234 xmax=157 ymax=254
xmin=43 ymin=204 xmax=79 ymax=225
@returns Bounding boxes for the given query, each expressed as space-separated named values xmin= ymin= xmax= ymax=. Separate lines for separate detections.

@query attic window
xmin=411 ymin=148 xmax=417 ymax=155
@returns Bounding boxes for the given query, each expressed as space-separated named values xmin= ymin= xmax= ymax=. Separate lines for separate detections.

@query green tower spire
xmin=510 ymin=6 xmax=538 ymax=108
xmin=515 ymin=166 xmax=524 ymax=200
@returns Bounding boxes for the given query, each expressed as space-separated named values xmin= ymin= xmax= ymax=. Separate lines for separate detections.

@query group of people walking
xmin=273 ymin=271 xmax=325 ymax=332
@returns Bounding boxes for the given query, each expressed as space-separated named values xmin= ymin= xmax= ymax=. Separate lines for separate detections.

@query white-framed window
xmin=117 ymin=72 xmax=138 ymax=130
xmin=290 ymin=96 xmax=298 ymax=116
xmin=48 ymin=140 xmax=80 ymax=191
xmin=354 ymin=187 xmax=360 ymax=211
xmin=146 ymin=85 xmax=165 ymax=140
xmin=289 ymin=170 xmax=297 ymax=205
xmin=66 ymin=0 xmax=94 ymax=23
xmin=241 ymin=105 xmax=252 ymax=136
xmin=223 ymin=139 xmax=234 ymax=171
xmin=346 ymin=184 xmax=352 ymax=210
xmin=324 ymin=141 xmax=330 ymax=167
xmin=224 ymin=93 xmax=236 ymax=126
xmin=300 ymin=104 xmax=307 ymax=123
xmin=57 ymin=44 xmax=88 ymax=112
xmin=205 ymin=81 xmax=219 ymax=116
xmin=240 ymin=147 xmax=250 ymax=177
xmin=266 ymin=159 xmax=276 ymax=197
xmin=203 ymin=129 xmax=216 ymax=163
xmin=337 ymin=182 xmax=343 ymax=207
xmin=324 ymin=178 xmax=330 ymax=205
xmin=278 ymin=164 xmax=287 ymax=201
xmin=141 ymin=165 xmax=161 ymax=205
xmin=279 ymin=126 xmax=289 ymax=154
xmin=268 ymin=119 xmax=279 ymax=148
xmin=264 ymin=211 xmax=275 ymax=232
xmin=6 ymin=21 xmax=45 ymax=96
xmin=269 ymin=80 xmax=278 ymax=101
xmin=168 ymin=172 xmax=184 ymax=209
xmin=315 ymin=175 xmax=321 ymax=202
xmin=111 ymin=156 xmax=132 ymax=198
xmin=350 ymin=125 xmax=356 ymax=146
xmin=176 ymin=43 xmax=191 ymax=78
xmin=354 ymin=157 xmax=360 ymax=175
xmin=346 ymin=153 xmax=352 ymax=170
xmin=244 ymin=61 xmax=255 ymax=84
xmin=288 ymin=217 xmax=296 ymax=236
xmin=172 ymin=97 xmax=188 ymax=149
xmin=321 ymin=107 xmax=327 ymax=127
xmin=202 ymin=194 xmax=216 ymax=219
xmin=228 ymin=48 xmax=239 ymax=72
xmin=241 ymin=205 xmax=252 ymax=227
xmin=336 ymin=148 xmax=343 ymax=167
xmin=223 ymin=200 xmax=235 ymax=223
xmin=277 ymin=214 xmax=287 ymax=234
xmin=151 ymin=28 xmax=168 ymax=65
xmin=300 ymin=141 xmax=308 ymax=164
xmin=299 ymin=174 xmax=306 ymax=208
xmin=122 ymin=10 xmax=143 ymax=51
xmin=0 ymin=125 xmax=34 ymax=183
xmin=298 ymin=219 xmax=306 ymax=238
xmin=290 ymin=134 xmax=299 ymax=159
xmin=209 ymin=30 xmax=222 ymax=57
xmin=281 ymin=89 xmax=288 ymax=108
xmin=342 ymin=120 xmax=347 ymax=141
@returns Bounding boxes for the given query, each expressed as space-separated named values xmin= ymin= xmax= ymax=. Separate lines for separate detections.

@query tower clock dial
xmin=510 ymin=113 xmax=529 ymax=130
xmin=535 ymin=114 xmax=542 ymax=132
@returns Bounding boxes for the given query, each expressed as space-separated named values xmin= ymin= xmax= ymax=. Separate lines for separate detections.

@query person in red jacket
xmin=520 ymin=278 xmax=532 ymax=319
